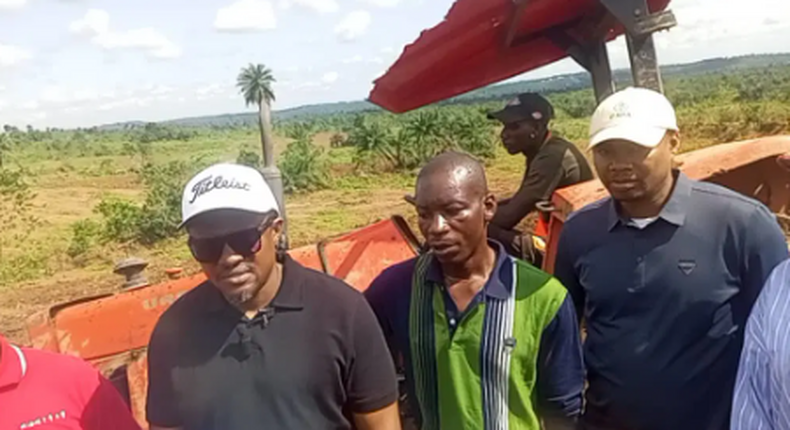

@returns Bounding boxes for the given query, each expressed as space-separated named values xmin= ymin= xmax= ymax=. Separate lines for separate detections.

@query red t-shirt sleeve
xmin=80 ymin=373 xmax=142 ymax=430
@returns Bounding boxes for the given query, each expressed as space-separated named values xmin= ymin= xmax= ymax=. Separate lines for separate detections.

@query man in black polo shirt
xmin=487 ymin=93 xmax=593 ymax=265
xmin=145 ymin=162 xmax=400 ymax=430
xmin=553 ymin=87 xmax=789 ymax=430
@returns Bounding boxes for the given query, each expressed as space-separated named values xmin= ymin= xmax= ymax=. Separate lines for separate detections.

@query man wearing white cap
xmin=145 ymin=163 xmax=401 ymax=430
xmin=553 ymin=87 xmax=788 ymax=430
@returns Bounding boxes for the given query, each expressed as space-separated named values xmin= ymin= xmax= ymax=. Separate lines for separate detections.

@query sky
xmin=0 ymin=0 xmax=789 ymax=129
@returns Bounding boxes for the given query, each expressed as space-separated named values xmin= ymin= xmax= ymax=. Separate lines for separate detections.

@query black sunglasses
xmin=188 ymin=219 xmax=274 ymax=263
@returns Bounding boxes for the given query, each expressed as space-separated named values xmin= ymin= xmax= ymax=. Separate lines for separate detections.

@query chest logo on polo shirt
xmin=678 ymin=260 xmax=696 ymax=275
xmin=18 ymin=410 xmax=67 ymax=429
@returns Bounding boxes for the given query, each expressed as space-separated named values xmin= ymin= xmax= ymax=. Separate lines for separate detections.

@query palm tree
xmin=237 ymin=63 xmax=276 ymax=168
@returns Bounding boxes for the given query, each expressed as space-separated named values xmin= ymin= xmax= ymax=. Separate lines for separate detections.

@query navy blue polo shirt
xmin=554 ymin=171 xmax=789 ymax=430
xmin=365 ymin=241 xmax=584 ymax=425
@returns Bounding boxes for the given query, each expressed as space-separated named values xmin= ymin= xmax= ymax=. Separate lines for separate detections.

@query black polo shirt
xmin=554 ymin=171 xmax=789 ymax=430
xmin=145 ymin=255 xmax=399 ymax=430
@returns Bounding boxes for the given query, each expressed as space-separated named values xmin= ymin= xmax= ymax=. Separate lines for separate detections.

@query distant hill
xmin=103 ymin=52 xmax=790 ymax=130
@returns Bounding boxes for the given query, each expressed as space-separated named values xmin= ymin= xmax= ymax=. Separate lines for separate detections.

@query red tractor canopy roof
xmin=369 ymin=0 xmax=671 ymax=113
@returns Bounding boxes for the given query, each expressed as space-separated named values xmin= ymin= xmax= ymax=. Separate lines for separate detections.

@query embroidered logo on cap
xmin=189 ymin=175 xmax=251 ymax=204
xmin=609 ymin=101 xmax=633 ymax=121
xmin=506 ymin=97 xmax=521 ymax=107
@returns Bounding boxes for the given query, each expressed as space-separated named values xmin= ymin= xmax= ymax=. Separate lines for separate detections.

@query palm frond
xmin=236 ymin=63 xmax=276 ymax=106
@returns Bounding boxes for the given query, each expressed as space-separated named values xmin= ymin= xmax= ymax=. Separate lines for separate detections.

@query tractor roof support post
xmin=545 ymin=30 xmax=614 ymax=103
xmin=626 ymin=30 xmax=663 ymax=93
xmin=261 ymin=166 xmax=289 ymax=251
xmin=586 ymin=41 xmax=616 ymax=103
xmin=598 ymin=0 xmax=677 ymax=93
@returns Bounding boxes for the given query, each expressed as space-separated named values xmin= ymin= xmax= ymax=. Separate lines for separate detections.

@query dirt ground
xmin=4 ymin=136 xmax=787 ymax=346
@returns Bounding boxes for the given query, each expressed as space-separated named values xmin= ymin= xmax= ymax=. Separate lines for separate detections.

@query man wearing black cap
xmin=487 ymin=93 xmax=593 ymax=265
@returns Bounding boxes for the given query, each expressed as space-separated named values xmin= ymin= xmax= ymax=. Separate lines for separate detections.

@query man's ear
xmin=271 ymin=217 xmax=285 ymax=236
xmin=668 ymin=130 xmax=681 ymax=154
xmin=483 ymin=192 xmax=497 ymax=222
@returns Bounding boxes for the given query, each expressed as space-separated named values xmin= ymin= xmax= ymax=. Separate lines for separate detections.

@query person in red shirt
xmin=0 ymin=334 xmax=141 ymax=430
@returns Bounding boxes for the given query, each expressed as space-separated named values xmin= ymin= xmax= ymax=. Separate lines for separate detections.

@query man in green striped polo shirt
xmin=365 ymin=151 xmax=584 ymax=430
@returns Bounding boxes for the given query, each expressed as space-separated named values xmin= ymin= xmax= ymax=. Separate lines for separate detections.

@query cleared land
xmin=2 ymin=61 xmax=790 ymax=344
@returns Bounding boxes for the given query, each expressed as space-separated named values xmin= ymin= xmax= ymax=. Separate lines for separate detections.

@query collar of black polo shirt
xmin=607 ymin=170 xmax=691 ymax=231
xmin=201 ymin=255 xmax=306 ymax=360
xmin=204 ymin=254 xmax=306 ymax=316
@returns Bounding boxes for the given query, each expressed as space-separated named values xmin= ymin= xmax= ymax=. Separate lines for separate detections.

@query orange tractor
xmin=23 ymin=0 xmax=790 ymax=428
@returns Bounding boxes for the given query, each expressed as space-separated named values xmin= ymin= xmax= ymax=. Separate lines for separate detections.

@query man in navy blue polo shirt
xmin=554 ymin=87 xmax=789 ymax=430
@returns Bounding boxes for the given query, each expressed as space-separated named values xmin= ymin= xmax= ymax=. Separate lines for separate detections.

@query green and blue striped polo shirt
xmin=365 ymin=241 xmax=584 ymax=430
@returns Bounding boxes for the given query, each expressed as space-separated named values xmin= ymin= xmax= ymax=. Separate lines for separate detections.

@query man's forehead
xmin=416 ymin=172 xmax=480 ymax=203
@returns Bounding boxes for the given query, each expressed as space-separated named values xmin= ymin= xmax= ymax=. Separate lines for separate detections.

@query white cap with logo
xmin=588 ymin=87 xmax=678 ymax=149
xmin=179 ymin=162 xmax=280 ymax=228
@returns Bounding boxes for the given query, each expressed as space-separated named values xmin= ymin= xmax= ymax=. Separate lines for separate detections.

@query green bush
xmin=236 ymin=148 xmax=261 ymax=169
xmin=66 ymin=219 xmax=101 ymax=260
xmin=348 ymin=107 xmax=497 ymax=171
xmin=279 ymin=132 xmax=329 ymax=193
xmin=95 ymin=197 xmax=143 ymax=243
xmin=0 ymin=165 xmax=38 ymax=243
xmin=87 ymin=158 xmax=207 ymax=246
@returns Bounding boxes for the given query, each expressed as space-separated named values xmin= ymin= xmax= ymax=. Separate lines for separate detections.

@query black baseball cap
xmin=487 ymin=93 xmax=554 ymax=124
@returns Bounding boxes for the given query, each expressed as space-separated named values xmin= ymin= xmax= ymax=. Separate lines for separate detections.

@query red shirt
xmin=0 ymin=335 xmax=141 ymax=430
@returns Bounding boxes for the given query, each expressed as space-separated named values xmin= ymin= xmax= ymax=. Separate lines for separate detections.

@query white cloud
xmin=70 ymin=9 xmax=182 ymax=59
xmin=69 ymin=9 xmax=110 ymax=36
xmin=341 ymin=54 xmax=383 ymax=65
xmin=0 ymin=85 xmax=6 ymax=92
xmin=150 ymin=85 xmax=174 ymax=96
xmin=0 ymin=99 xmax=7 ymax=110
xmin=288 ymin=0 xmax=338 ymax=14
xmin=22 ymin=100 xmax=38 ymax=110
xmin=195 ymin=83 xmax=232 ymax=100
xmin=40 ymin=86 xmax=102 ymax=104
xmin=0 ymin=0 xmax=26 ymax=10
xmin=96 ymin=29 xmax=182 ymax=59
xmin=321 ymin=71 xmax=339 ymax=83
xmin=342 ymin=54 xmax=364 ymax=64
xmin=0 ymin=43 xmax=32 ymax=67
xmin=357 ymin=0 xmax=400 ymax=7
xmin=334 ymin=10 xmax=371 ymax=42
xmin=215 ymin=0 xmax=277 ymax=32
xmin=653 ymin=0 xmax=790 ymax=48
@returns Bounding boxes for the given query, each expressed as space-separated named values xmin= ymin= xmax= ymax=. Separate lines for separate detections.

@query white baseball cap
xmin=588 ymin=87 xmax=678 ymax=149
xmin=179 ymin=163 xmax=280 ymax=228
